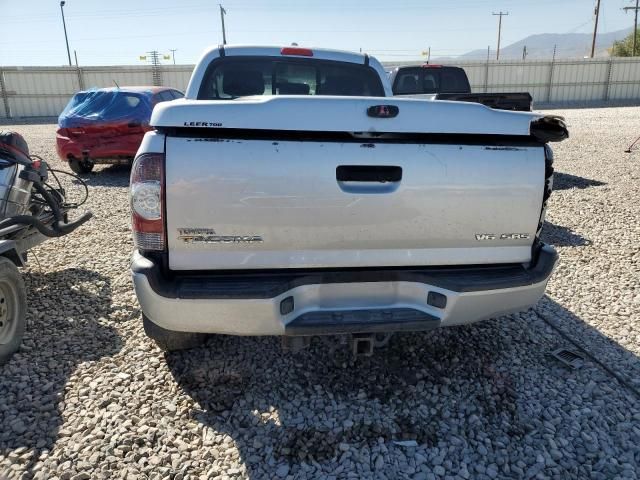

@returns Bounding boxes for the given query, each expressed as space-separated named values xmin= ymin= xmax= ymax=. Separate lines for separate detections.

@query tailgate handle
xmin=336 ymin=165 xmax=402 ymax=183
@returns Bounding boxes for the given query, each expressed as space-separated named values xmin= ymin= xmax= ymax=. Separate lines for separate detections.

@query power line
xmin=0 ymin=26 xmax=497 ymax=46
xmin=492 ymin=11 xmax=508 ymax=61
xmin=0 ymin=0 xmax=582 ymax=23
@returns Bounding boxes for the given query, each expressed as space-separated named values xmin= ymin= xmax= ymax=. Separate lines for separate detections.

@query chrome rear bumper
xmin=131 ymin=245 xmax=557 ymax=336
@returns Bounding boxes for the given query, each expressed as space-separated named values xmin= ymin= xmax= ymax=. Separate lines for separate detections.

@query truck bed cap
xmin=151 ymin=96 xmax=543 ymax=137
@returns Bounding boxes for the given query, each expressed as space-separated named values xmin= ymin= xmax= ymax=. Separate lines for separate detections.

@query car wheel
xmin=143 ymin=314 xmax=207 ymax=352
xmin=0 ymin=258 xmax=27 ymax=365
xmin=68 ymin=158 xmax=94 ymax=174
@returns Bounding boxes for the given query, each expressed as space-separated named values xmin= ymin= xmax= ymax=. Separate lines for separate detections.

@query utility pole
xmin=219 ymin=4 xmax=227 ymax=45
xmin=547 ymin=44 xmax=557 ymax=102
xmin=483 ymin=45 xmax=490 ymax=93
xmin=73 ymin=49 xmax=84 ymax=91
xmin=170 ymin=49 xmax=177 ymax=65
xmin=141 ymin=51 xmax=163 ymax=86
xmin=60 ymin=1 xmax=72 ymax=66
xmin=493 ymin=11 xmax=509 ymax=60
xmin=148 ymin=50 xmax=161 ymax=67
xmin=591 ymin=0 xmax=601 ymax=58
xmin=623 ymin=0 xmax=640 ymax=56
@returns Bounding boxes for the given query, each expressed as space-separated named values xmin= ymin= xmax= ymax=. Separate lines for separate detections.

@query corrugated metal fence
xmin=0 ymin=65 xmax=193 ymax=118
xmin=447 ymin=58 xmax=640 ymax=103
xmin=2 ymin=58 xmax=640 ymax=118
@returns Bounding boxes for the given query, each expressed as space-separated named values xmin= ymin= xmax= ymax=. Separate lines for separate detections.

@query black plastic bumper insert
xmin=285 ymin=308 xmax=440 ymax=335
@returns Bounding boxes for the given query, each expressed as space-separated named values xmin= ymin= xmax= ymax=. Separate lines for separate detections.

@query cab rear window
xmin=198 ymin=57 xmax=385 ymax=99
xmin=393 ymin=67 xmax=471 ymax=95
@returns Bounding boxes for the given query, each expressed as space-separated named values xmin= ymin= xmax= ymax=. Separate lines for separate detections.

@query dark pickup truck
xmin=389 ymin=65 xmax=533 ymax=112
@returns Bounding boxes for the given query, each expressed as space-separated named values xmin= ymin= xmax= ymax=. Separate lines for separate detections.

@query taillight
xmin=281 ymin=47 xmax=313 ymax=57
xmin=130 ymin=152 xmax=165 ymax=252
xmin=536 ymin=145 xmax=554 ymax=238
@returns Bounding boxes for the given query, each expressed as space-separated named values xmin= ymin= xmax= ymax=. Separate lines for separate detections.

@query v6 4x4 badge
xmin=475 ymin=233 xmax=530 ymax=241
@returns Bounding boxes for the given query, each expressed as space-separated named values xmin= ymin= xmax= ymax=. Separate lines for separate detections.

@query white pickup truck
xmin=130 ymin=45 xmax=567 ymax=353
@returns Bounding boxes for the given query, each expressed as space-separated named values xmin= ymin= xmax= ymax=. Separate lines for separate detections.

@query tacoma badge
xmin=178 ymin=228 xmax=263 ymax=244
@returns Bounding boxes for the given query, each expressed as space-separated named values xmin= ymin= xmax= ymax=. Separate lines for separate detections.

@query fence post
xmin=546 ymin=45 xmax=557 ymax=103
xmin=76 ymin=66 xmax=85 ymax=91
xmin=0 ymin=69 xmax=11 ymax=119
xmin=484 ymin=46 xmax=490 ymax=93
xmin=604 ymin=58 xmax=614 ymax=101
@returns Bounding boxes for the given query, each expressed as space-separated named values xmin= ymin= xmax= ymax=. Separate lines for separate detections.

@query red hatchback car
xmin=56 ymin=87 xmax=183 ymax=174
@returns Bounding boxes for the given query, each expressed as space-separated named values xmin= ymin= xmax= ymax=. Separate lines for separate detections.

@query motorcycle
xmin=0 ymin=131 xmax=92 ymax=364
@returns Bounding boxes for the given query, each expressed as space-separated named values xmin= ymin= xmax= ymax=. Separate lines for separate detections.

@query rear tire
xmin=68 ymin=158 xmax=94 ymax=174
xmin=143 ymin=314 xmax=206 ymax=352
xmin=0 ymin=258 xmax=27 ymax=365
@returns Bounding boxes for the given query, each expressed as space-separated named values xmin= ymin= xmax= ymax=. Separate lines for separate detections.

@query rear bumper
xmin=56 ymin=133 xmax=142 ymax=163
xmin=131 ymin=245 xmax=558 ymax=336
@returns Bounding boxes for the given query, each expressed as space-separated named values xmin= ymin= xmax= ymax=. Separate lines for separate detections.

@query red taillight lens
xmin=421 ymin=64 xmax=442 ymax=68
xmin=281 ymin=47 xmax=313 ymax=57
xmin=130 ymin=152 xmax=165 ymax=251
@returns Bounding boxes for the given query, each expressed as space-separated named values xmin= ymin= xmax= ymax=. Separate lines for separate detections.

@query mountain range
xmin=458 ymin=27 xmax=633 ymax=60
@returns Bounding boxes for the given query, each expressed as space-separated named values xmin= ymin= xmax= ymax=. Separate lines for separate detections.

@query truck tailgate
xmin=164 ymin=137 xmax=544 ymax=270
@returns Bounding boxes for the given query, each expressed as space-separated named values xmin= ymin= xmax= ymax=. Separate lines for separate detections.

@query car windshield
xmin=198 ymin=57 xmax=385 ymax=99
xmin=59 ymin=90 xmax=151 ymax=127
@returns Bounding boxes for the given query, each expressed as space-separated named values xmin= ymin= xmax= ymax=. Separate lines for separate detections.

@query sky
xmin=1 ymin=0 xmax=636 ymax=66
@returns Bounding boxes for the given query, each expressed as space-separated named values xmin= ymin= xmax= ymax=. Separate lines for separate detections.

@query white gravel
xmin=1 ymin=107 xmax=639 ymax=479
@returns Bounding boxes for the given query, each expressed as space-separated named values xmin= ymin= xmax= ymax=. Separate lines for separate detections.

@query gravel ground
xmin=0 ymin=107 xmax=639 ymax=480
